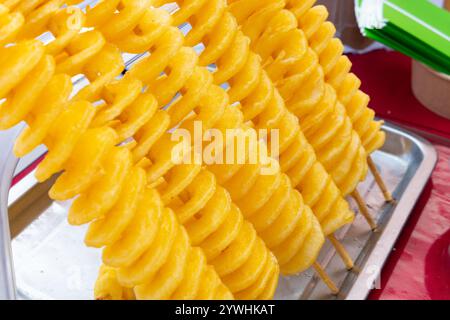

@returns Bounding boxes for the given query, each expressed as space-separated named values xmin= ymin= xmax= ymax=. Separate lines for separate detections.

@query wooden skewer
xmin=352 ymin=190 xmax=378 ymax=231
xmin=313 ymin=262 xmax=339 ymax=295
xmin=368 ymin=156 xmax=394 ymax=203
xmin=328 ymin=234 xmax=354 ymax=270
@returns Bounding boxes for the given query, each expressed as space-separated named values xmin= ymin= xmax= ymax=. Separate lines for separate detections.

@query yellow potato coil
xmin=150 ymin=0 xmax=354 ymax=238
xmin=0 ymin=41 xmax=232 ymax=300
xmin=0 ymin=4 xmax=166 ymax=167
xmin=206 ymin=108 xmax=326 ymax=273
xmin=57 ymin=133 xmax=235 ymax=299
xmin=0 ymin=8 xmax=124 ymax=179
xmin=0 ymin=7 xmax=239 ymax=300
xmin=104 ymin=116 xmax=279 ymax=299
xmin=293 ymin=3 xmax=386 ymax=154
xmin=226 ymin=0 xmax=369 ymax=197
xmin=82 ymin=0 xmax=327 ymax=275
xmin=51 ymin=140 xmax=233 ymax=300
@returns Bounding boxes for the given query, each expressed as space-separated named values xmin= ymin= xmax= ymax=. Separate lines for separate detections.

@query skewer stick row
xmin=312 ymin=262 xmax=339 ymax=295
xmin=352 ymin=190 xmax=378 ymax=231
xmin=328 ymin=234 xmax=354 ymax=270
xmin=368 ymin=156 xmax=394 ymax=203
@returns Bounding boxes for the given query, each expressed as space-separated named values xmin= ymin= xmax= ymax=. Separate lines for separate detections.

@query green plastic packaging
xmin=355 ymin=0 xmax=450 ymax=75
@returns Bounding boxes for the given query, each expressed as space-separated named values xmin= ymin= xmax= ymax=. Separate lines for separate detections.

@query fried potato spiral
xmin=0 ymin=7 xmax=122 ymax=178
xmin=0 ymin=39 xmax=233 ymax=299
xmin=226 ymin=0 xmax=370 ymax=197
xmin=52 ymin=139 xmax=234 ymax=300
xmin=228 ymin=0 xmax=384 ymax=154
xmin=293 ymin=2 xmax=386 ymax=154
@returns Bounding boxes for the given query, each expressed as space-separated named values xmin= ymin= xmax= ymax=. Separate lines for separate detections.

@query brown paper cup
xmin=412 ymin=60 xmax=450 ymax=120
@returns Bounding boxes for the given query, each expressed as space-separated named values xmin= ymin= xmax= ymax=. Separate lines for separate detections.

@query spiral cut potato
xmin=288 ymin=0 xmax=386 ymax=154
xmin=227 ymin=0 xmax=370 ymax=197
xmin=145 ymin=0 xmax=354 ymax=238
xmin=55 ymin=144 xmax=237 ymax=300
xmin=53 ymin=134 xmax=234 ymax=300
xmin=81 ymin=0 xmax=327 ymax=276
xmin=0 ymin=3 xmax=281 ymax=299
xmin=0 ymin=31 xmax=237 ymax=302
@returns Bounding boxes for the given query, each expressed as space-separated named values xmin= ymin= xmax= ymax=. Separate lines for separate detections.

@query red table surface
xmin=350 ymin=50 xmax=450 ymax=300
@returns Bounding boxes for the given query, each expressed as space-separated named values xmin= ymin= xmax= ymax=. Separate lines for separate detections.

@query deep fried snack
xmin=148 ymin=0 xmax=355 ymax=237
xmin=227 ymin=0 xmax=368 ymax=197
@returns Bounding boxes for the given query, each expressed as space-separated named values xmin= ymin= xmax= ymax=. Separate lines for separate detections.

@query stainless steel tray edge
xmin=0 ymin=125 xmax=22 ymax=300
xmin=345 ymin=123 xmax=438 ymax=300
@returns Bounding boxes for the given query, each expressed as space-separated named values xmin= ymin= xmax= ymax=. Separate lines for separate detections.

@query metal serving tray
xmin=0 ymin=121 xmax=436 ymax=300
xmin=276 ymin=122 xmax=437 ymax=300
